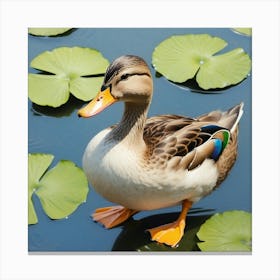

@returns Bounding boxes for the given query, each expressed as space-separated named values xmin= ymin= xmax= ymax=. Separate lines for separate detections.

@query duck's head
xmin=78 ymin=55 xmax=153 ymax=118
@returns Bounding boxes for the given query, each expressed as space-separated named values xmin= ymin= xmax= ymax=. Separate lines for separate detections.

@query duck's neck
xmin=108 ymin=101 xmax=150 ymax=148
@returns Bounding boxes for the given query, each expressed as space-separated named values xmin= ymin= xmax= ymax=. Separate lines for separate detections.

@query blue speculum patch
xmin=211 ymin=138 xmax=223 ymax=160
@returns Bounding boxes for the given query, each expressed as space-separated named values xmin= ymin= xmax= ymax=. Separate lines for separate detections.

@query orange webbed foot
xmin=147 ymin=219 xmax=186 ymax=247
xmin=147 ymin=200 xmax=193 ymax=247
xmin=92 ymin=205 xmax=138 ymax=229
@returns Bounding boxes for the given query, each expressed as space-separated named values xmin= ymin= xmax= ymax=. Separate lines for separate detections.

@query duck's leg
xmin=92 ymin=205 xmax=138 ymax=229
xmin=147 ymin=200 xmax=193 ymax=247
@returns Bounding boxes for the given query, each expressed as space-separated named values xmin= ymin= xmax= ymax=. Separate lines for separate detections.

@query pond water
xmin=28 ymin=28 xmax=252 ymax=252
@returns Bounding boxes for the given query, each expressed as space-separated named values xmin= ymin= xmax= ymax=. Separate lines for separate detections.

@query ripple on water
xmin=28 ymin=137 xmax=44 ymax=151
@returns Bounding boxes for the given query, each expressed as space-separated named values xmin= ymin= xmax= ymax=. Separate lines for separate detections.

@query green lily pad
xmin=196 ymin=210 xmax=252 ymax=252
xmin=233 ymin=28 xmax=252 ymax=36
xmin=28 ymin=47 xmax=109 ymax=107
xmin=28 ymin=154 xmax=54 ymax=224
xmin=28 ymin=74 xmax=69 ymax=107
xmin=28 ymin=28 xmax=72 ymax=36
xmin=28 ymin=153 xmax=88 ymax=225
xmin=152 ymin=34 xmax=251 ymax=90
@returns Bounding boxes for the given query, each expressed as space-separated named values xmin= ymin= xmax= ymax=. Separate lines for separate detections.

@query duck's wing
xmin=143 ymin=114 xmax=230 ymax=171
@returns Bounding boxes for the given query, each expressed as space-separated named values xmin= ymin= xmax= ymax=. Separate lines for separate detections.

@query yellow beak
xmin=78 ymin=87 xmax=117 ymax=118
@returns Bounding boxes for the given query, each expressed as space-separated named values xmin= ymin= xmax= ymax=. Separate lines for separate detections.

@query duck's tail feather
xmin=220 ymin=102 xmax=244 ymax=133
xmin=198 ymin=102 xmax=244 ymax=133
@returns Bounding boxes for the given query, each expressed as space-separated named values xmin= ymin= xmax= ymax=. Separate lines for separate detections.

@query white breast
xmin=83 ymin=129 xmax=219 ymax=211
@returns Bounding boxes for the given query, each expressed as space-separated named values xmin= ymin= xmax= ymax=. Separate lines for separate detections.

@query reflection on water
xmin=112 ymin=209 xmax=213 ymax=252
xmin=31 ymin=95 xmax=85 ymax=118
xmin=170 ymin=77 xmax=246 ymax=94
xmin=28 ymin=137 xmax=44 ymax=150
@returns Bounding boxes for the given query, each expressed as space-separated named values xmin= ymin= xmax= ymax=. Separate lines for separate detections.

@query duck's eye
xmin=120 ymin=74 xmax=129 ymax=81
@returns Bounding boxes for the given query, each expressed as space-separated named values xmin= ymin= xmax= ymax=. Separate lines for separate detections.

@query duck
xmin=78 ymin=55 xmax=244 ymax=247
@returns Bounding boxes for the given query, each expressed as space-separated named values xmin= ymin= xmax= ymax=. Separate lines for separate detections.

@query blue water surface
xmin=28 ymin=28 xmax=252 ymax=252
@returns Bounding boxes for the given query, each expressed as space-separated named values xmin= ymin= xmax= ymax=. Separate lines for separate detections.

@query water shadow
xmin=112 ymin=208 xmax=214 ymax=252
xmin=31 ymin=95 xmax=85 ymax=118
xmin=173 ymin=79 xmax=241 ymax=94
xmin=154 ymin=71 xmax=244 ymax=94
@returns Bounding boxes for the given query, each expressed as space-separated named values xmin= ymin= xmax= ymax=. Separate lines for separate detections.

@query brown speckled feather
xmin=215 ymin=127 xmax=238 ymax=187
xmin=143 ymin=103 xmax=243 ymax=175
